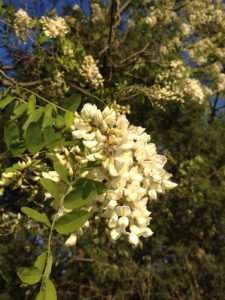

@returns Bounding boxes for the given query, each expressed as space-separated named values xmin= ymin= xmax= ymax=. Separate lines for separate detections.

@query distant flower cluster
xmin=49 ymin=71 xmax=69 ymax=97
xmin=149 ymin=60 xmax=206 ymax=104
xmin=40 ymin=16 xmax=69 ymax=38
xmin=79 ymin=55 xmax=104 ymax=89
xmin=14 ymin=9 xmax=34 ymax=41
xmin=14 ymin=9 xmax=69 ymax=40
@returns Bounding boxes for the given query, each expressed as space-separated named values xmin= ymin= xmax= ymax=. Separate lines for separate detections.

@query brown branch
xmin=210 ymin=92 xmax=220 ymax=123
xmin=119 ymin=43 xmax=150 ymax=64
xmin=113 ymin=0 xmax=132 ymax=28
xmin=0 ymin=69 xmax=50 ymax=87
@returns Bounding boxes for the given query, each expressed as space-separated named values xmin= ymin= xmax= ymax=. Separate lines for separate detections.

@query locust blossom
xmin=79 ymin=55 xmax=104 ymax=88
xmin=71 ymin=103 xmax=177 ymax=245
xmin=40 ymin=16 xmax=69 ymax=38
xmin=14 ymin=9 xmax=34 ymax=41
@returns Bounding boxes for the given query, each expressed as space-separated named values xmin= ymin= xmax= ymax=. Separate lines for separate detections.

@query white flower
xmin=128 ymin=232 xmax=139 ymax=245
xmin=110 ymin=228 xmax=121 ymax=240
xmin=42 ymin=171 xmax=60 ymax=182
xmin=65 ymin=233 xmax=77 ymax=247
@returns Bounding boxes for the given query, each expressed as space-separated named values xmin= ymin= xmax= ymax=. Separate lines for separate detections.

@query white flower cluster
xmin=186 ymin=0 xmax=225 ymax=28
xmin=49 ymin=71 xmax=69 ymax=97
xmin=63 ymin=44 xmax=74 ymax=58
xmin=0 ymin=157 xmax=40 ymax=198
xmin=217 ymin=73 xmax=225 ymax=92
xmin=180 ymin=23 xmax=193 ymax=37
xmin=0 ymin=209 xmax=21 ymax=235
xmin=14 ymin=9 xmax=34 ymax=41
xmin=40 ymin=16 xmax=69 ymax=38
xmin=71 ymin=103 xmax=177 ymax=245
xmin=145 ymin=5 xmax=177 ymax=28
xmin=149 ymin=60 xmax=206 ymax=104
xmin=79 ymin=55 xmax=104 ymax=89
xmin=91 ymin=3 xmax=106 ymax=23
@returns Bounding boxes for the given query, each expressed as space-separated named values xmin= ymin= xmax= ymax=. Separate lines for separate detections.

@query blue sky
xmin=6 ymin=0 xmax=90 ymax=15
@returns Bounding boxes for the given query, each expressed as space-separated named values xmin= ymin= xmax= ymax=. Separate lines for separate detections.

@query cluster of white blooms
xmin=63 ymin=44 xmax=74 ymax=58
xmin=217 ymin=73 xmax=225 ymax=92
xmin=0 ymin=209 xmax=21 ymax=235
xmin=184 ymin=79 xmax=206 ymax=104
xmin=160 ymin=37 xmax=182 ymax=56
xmin=79 ymin=55 xmax=104 ymax=88
xmin=71 ymin=103 xmax=177 ymax=245
xmin=40 ymin=16 xmax=69 ymax=38
xmin=180 ymin=23 xmax=194 ymax=37
xmin=149 ymin=60 xmax=206 ymax=104
xmin=145 ymin=5 xmax=177 ymax=28
xmin=185 ymin=0 xmax=225 ymax=28
xmin=49 ymin=71 xmax=69 ymax=97
xmin=0 ymin=157 xmax=41 ymax=198
xmin=14 ymin=9 xmax=34 ymax=41
xmin=91 ymin=3 xmax=106 ymax=23
xmin=188 ymin=38 xmax=216 ymax=65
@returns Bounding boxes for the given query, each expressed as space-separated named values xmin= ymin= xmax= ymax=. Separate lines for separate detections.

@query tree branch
xmin=0 ymin=69 xmax=49 ymax=87
xmin=210 ymin=93 xmax=220 ymax=123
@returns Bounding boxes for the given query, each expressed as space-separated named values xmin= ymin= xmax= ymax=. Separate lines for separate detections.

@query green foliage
xmin=34 ymin=252 xmax=47 ymax=274
xmin=64 ymin=179 xmax=106 ymax=210
xmin=17 ymin=267 xmax=42 ymax=285
xmin=55 ymin=210 xmax=90 ymax=234
xmin=21 ymin=207 xmax=51 ymax=227
xmin=40 ymin=178 xmax=61 ymax=201
xmin=36 ymin=279 xmax=57 ymax=300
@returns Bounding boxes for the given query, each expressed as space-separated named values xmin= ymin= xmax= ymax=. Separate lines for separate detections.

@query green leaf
xmin=17 ymin=267 xmax=42 ymax=285
xmin=9 ymin=141 xmax=27 ymax=156
xmin=25 ymin=123 xmax=44 ymax=154
xmin=14 ymin=103 xmax=28 ymax=117
xmin=42 ymin=116 xmax=55 ymax=128
xmin=45 ymin=279 xmax=57 ymax=300
xmin=64 ymin=189 xmax=93 ymax=210
xmin=73 ymin=178 xmax=106 ymax=194
xmin=55 ymin=210 xmax=90 ymax=234
xmin=0 ymin=96 xmax=15 ymax=109
xmin=23 ymin=108 xmax=45 ymax=131
xmin=40 ymin=178 xmax=60 ymax=201
xmin=21 ymin=207 xmax=51 ymax=227
xmin=36 ymin=290 xmax=44 ymax=300
xmin=4 ymin=121 xmax=26 ymax=155
xmin=62 ymin=94 xmax=81 ymax=112
xmin=65 ymin=111 xmax=74 ymax=127
xmin=54 ymin=162 xmax=70 ymax=185
xmin=64 ymin=178 xmax=106 ymax=210
xmin=4 ymin=121 xmax=20 ymax=149
xmin=36 ymin=279 xmax=57 ymax=300
xmin=55 ymin=115 xmax=65 ymax=129
xmin=28 ymin=94 xmax=36 ymax=113
xmin=43 ymin=126 xmax=62 ymax=149
xmin=34 ymin=252 xmax=47 ymax=274
xmin=4 ymin=163 xmax=20 ymax=173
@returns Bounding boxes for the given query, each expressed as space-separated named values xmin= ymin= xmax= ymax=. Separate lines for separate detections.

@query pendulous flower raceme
xmin=14 ymin=9 xmax=34 ymax=41
xmin=40 ymin=16 xmax=69 ymax=38
xmin=71 ymin=103 xmax=177 ymax=245
xmin=79 ymin=55 xmax=104 ymax=89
